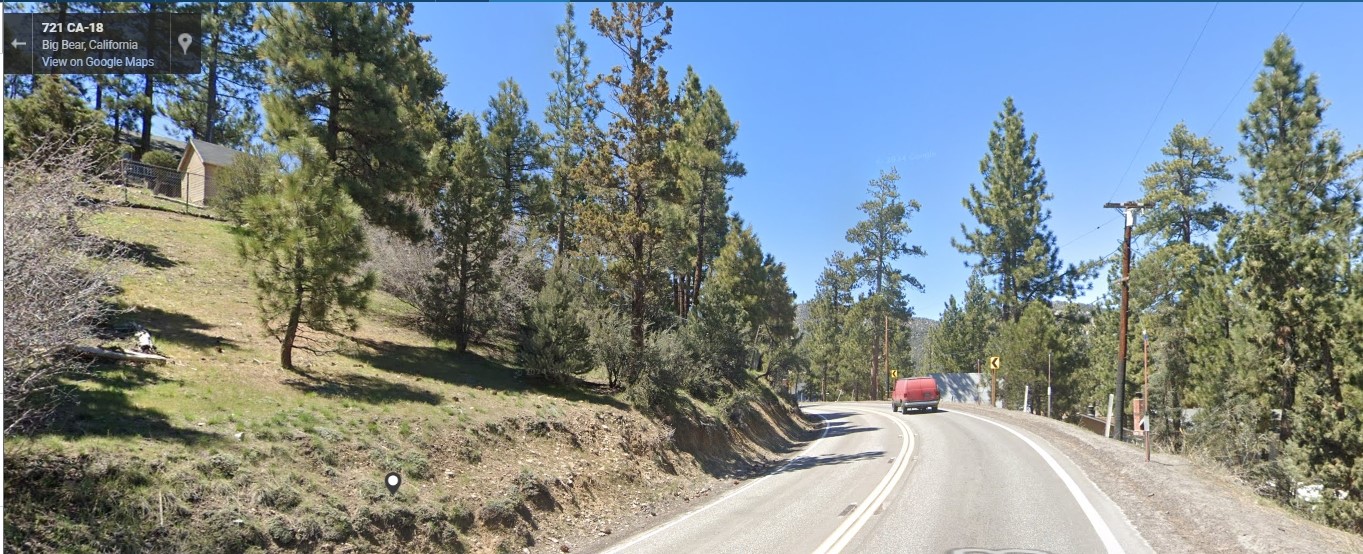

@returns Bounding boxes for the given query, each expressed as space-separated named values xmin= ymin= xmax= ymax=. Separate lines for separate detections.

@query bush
xmin=627 ymin=330 xmax=687 ymax=413
xmin=140 ymin=149 xmax=179 ymax=169
xmin=210 ymin=146 xmax=278 ymax=225
xmin=3 ymin=76 xmax=125 ymax=164
xmin=364 ymin=221 xmax=437 ymax=310
xmin=519 ymin=261 xmax=594 ymax=383
xmin=3 ymin=137 xmax=124 ymax=435
xmin=679 ymin=294 xmax=750 ymax=400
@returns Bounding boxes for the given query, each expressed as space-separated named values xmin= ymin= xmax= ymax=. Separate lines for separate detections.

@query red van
xmin=891 ymin=377 xmax=940 ymax=413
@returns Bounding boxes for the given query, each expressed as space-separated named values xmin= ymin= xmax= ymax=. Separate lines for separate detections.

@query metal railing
xmin=113 ymin=159 xmax=206 ymax=207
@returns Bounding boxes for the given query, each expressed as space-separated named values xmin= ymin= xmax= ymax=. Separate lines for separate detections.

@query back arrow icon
xmin=11 ymin=38 xmax=27 ymax=48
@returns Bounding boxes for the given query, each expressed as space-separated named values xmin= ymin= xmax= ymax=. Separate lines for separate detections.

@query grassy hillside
xmin=3 ymin=194 xmax=812 ymax=553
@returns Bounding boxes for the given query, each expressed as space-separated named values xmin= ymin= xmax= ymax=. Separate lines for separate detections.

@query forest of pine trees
xmin=3 ymin=2 xmax=1359 ymax=532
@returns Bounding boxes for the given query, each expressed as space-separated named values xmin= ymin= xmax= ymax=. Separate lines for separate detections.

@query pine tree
xmin=425 ymin=115 xmax=510 ymax=353
xmin=235 ymin=139 xmax=375 ymax=370
xmin=954 ymin=97 xmax=1077 ymax=322
xmin=130 ymin=1 xmax=164 ymax=158
xmin=1228 ymin=35 xmax=1361 ymax=519
xmin=581 ymin=2 xmax=676 ymax=382
xmin=258 ymin=1 xmax=444 ymax=238
xmin=844 ymin=167 xmax=925 ymax=397
xmin=666 ymin=67 xmax=744 ymax=318
xmin=519 ymin=259 xmax=595 ymax=383
xmin=3 ymin=75 xmax=115 ymax=163
xmin=485 ymin=78 xmax=548 ymax=220
xmin=1132 ymin=122 xmax=1233 ymax=442
xmin=987 ymin=301 xmax=1059 ymax=410
xmin=807 ymin=252 xmax=857 ymax=399
xmin=707 ymin=219 xmax=796 ymax=379
xmin=929 ymin=274 xmax=993 ymax=375
xmin=162 ymin=1 xmax=263 ymax=148
xmin=544 ymin=2 xmax=599 ymax=255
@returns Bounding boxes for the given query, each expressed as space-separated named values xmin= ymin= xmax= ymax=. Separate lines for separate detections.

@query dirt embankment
xmin=3 ymin=387 xmax=817 ymax=554
xmin=949 ymin=403 xmax=1363 ymax=554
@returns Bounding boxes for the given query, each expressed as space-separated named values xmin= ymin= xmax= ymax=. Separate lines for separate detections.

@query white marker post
xmin=1104 ymin=393 xmax=1115 ymax=438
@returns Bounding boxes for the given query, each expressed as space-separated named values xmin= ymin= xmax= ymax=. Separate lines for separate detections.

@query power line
xmin=1059 ymin=216 xmax=1121 ymax=251
xmin=1105 ymin=2 xmax=1220 ymax=204
xmin=1204 ymin=2 xmax=1305 ymax=136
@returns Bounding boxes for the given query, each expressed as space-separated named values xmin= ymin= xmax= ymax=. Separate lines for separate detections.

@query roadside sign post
xmin=988 ymin=356 xmax=1001 ymax=408
xmin=1143 ymin=330 xmax=1151 ymax=463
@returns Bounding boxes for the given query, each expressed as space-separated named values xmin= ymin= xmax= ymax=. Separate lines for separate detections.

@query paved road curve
xmin=594 ymin=401 xmax=1150 ymax=554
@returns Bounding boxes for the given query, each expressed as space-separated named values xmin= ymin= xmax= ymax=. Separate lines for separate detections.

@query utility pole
xmin=884 ymin=313 xmax=890 ymax=396
xmin=1104 ymin=201 xmax=1150 ymax=441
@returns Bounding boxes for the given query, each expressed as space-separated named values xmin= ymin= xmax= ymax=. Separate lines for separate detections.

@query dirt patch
xmin=949 ymin=403 xmax=1363 ymax=553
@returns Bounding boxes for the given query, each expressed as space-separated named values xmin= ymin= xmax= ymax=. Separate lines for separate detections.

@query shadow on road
xmin=813 ymin=412 xmax=878 ymax=439
xmin=767 ymin=450 xmax=886 ymax=476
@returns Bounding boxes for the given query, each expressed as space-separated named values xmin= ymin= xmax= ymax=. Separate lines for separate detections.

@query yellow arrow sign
xmin=890 ymin=369 xmax=899 ymax=379
xmin=988 ymin=356 xmax=1001 ymax=370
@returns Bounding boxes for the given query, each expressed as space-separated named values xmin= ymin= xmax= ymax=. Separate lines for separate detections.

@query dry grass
xmin=4 ymin=203 xmax=812 ymax=553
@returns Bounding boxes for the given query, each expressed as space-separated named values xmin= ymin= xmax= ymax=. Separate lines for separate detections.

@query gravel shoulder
xmin=949 ymin=402 xmax=1363 ymax=554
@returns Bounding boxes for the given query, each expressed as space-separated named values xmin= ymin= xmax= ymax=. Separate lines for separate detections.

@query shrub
xmin=140 ymin=149 xmax=179 ymax=169
xmin=3 ymin=137 xmax=124 ymax=435
xmin=210 ymin=146 xmax=278 ymax=225
xmin=518 ymin=261 xmax=594 ymax=383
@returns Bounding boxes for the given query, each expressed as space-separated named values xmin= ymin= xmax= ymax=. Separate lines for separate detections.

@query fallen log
xmin=71 ymin=345 xmax=168 ymax=365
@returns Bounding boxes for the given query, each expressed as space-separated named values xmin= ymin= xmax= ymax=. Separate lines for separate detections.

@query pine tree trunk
xmin=325 ymin=30 xmax=341 ymax=160
xmin=455 ymin=242 xmax=470 ymax=353
xmin=139 ymin=72 xmax=153 ymax=157
xmin=691 ymin=175 xmax=708 ymax=317
xmin=281 ymin=252 xmax=306 ymax=370
xmin=555 ymin=187 xmax=567 ymax=255
xmin=204 ymin=3 xmax=222 ymax=143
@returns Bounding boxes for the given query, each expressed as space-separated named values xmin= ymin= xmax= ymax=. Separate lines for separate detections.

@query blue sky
xmin=168 ymin=2 xmax=1359 ymax=320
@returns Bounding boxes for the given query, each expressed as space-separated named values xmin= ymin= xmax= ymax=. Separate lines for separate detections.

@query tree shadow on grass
xmin=345 ymin=337 xmax=628 ymax=410
xmin=96 ymin=236 xmax=179 ymax=269
xmin=106 ymin=304 xmax=239 ymax=352
xmin=40 ymin=362 xmax=215 ymax=445
xmin=281 ymin=366 xmax=441 ymax=405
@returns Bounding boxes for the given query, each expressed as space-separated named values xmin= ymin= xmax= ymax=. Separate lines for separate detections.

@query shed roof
xmin=188 ymin=138 xmax=245 ymax=167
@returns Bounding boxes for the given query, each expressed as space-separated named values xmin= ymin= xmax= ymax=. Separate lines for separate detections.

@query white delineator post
xmin=1104 ymin=393 xmax=1115 ymax=438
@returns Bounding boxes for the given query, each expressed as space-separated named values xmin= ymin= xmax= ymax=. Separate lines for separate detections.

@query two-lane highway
xmin=594 ymin=402 xmax=1150 ymax=554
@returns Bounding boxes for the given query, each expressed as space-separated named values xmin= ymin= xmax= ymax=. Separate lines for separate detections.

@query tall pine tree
xmin=581 ymin=2 xmax=676 ymax=384
xmin=666 ymin=67 xmax=744 ymax=318
xmin=1132 ymin=122 xmax=1232 ymax=441
xmin=845 ymin=167 xmax=925 ymax=398
xmin=544 ymin=2 xmax=599 ymax=255
xmin=954 ymin=98 xmax=1077 ymax=323
xmin=425 ymin=115 xmax=510 ymax=353
xmin=258 ymin=2 xmax=444 ymax=238
xmin=163 ymin=1 xmax=263 ymax=148
xmin=1228 ymin=35 xmax=1361 ymax=520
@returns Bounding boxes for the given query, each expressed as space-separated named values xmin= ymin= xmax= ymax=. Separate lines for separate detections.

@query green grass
xmin=4 ymin=203 xmax=634 ymax=553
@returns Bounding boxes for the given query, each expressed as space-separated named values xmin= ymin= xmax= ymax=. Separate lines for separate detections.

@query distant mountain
xmin=906 ymin=317 xmax=939 ymax=373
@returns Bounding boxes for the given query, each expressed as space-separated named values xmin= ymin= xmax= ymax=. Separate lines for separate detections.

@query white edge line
xmin=951 ymin=409 xmax=1125 ymax=554
xmin=813 ymin=405 xmax=917 ymax=554
xmin=599 ymin=411 xmax=833 ymax=554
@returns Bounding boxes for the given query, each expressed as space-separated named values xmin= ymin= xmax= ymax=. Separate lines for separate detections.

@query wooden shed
xmin=177 ymin=138 xmax=244 ymax=206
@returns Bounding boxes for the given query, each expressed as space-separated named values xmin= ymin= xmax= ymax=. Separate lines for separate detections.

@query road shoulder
xmin=948 ymin=403 xmax=1363 ymax=554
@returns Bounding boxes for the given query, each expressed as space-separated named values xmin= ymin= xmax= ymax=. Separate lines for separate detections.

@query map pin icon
xmin=177 ymin=33 xmax=193 ymax=55
xmin=384 ymin=472 xmax=402 ymax=495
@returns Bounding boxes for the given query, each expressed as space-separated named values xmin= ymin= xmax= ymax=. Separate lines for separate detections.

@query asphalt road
xmin=596 ymin=401 xmax=1151 ymax=554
